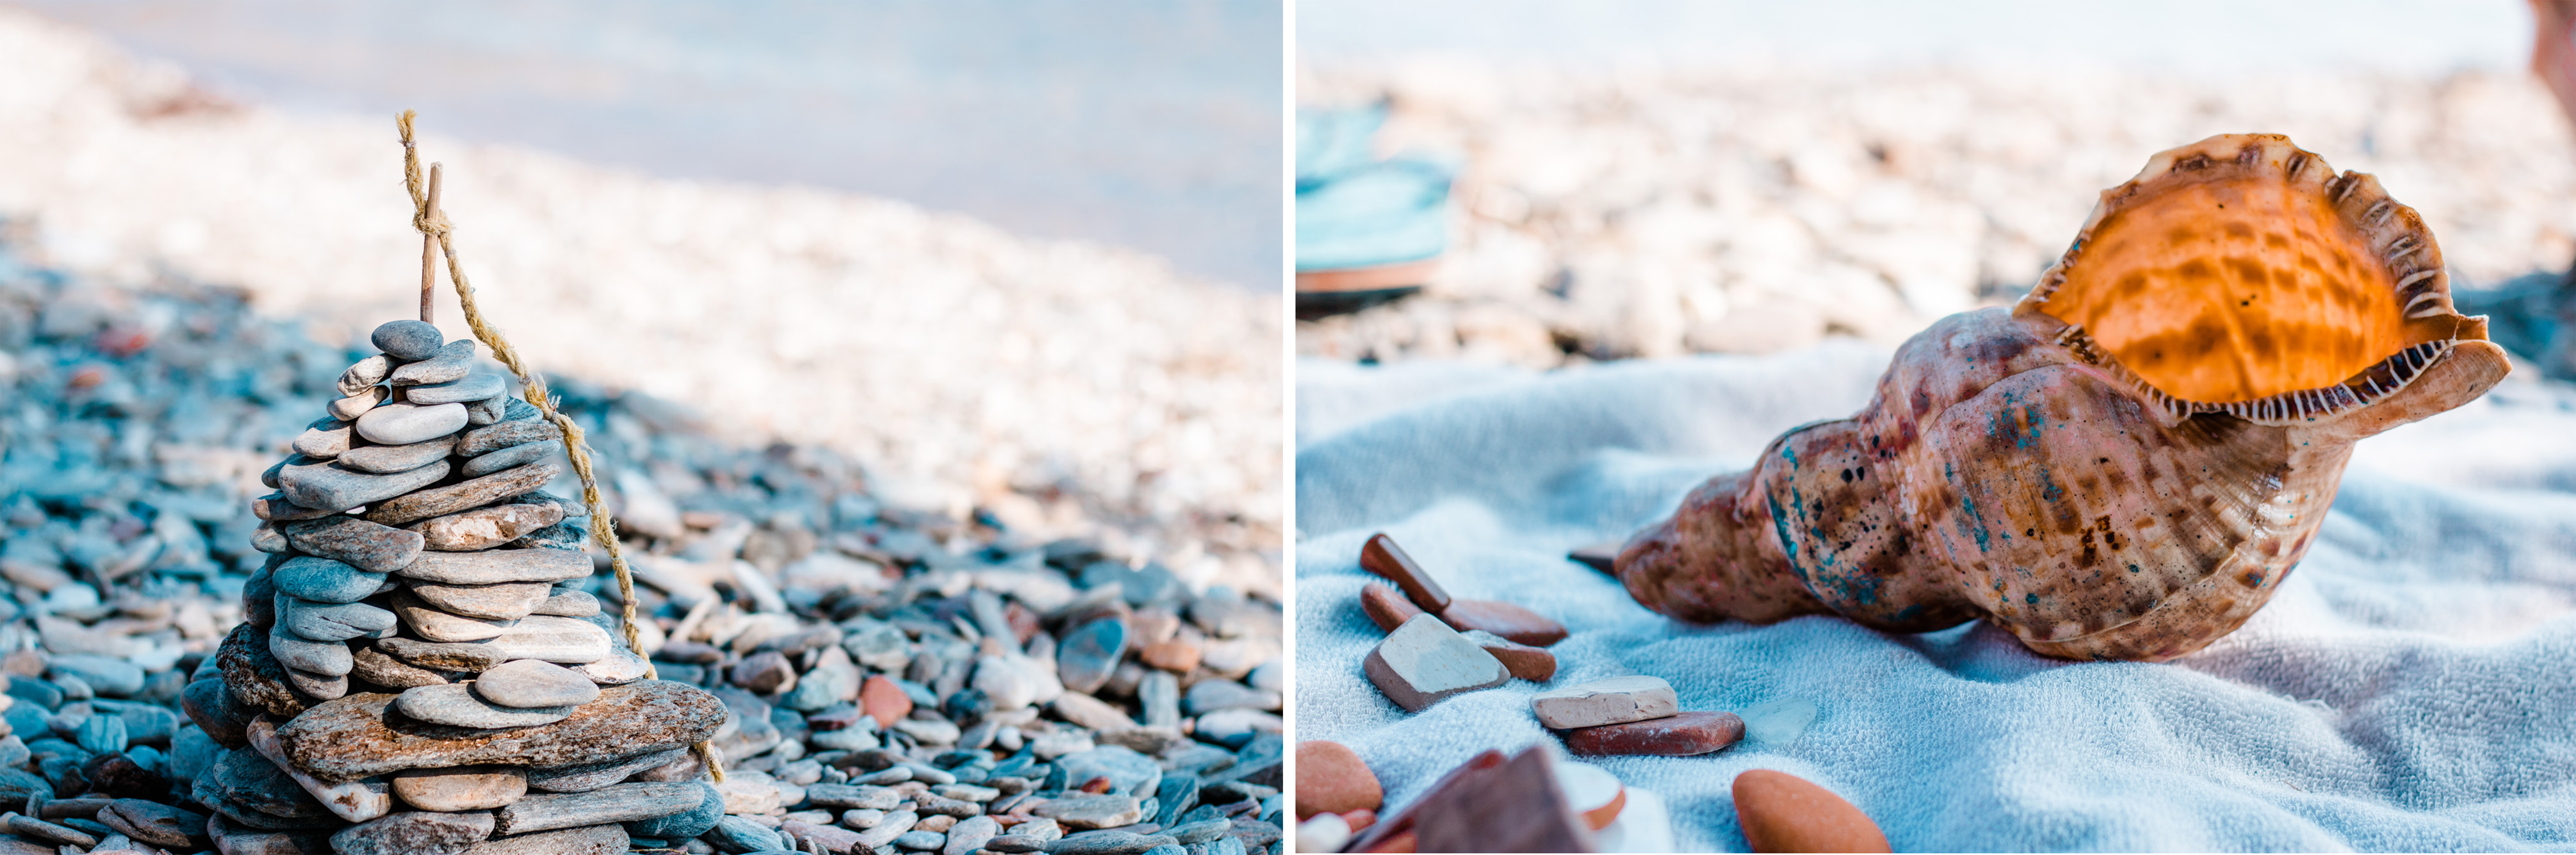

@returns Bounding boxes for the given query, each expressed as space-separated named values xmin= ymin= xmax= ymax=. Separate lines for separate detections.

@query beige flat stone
xmin=392 ymin=766 xmax=527 ymax=812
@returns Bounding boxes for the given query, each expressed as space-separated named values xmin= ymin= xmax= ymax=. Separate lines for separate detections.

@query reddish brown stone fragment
xmin=1561 ymin=710 xmax=1743 ymax=757
xmin=1411 ymin=746 xmax=1591 ymax=854
xmin=1439 ymin=599 xmax=1569 ymax=647
xmin=1359 ymin=582 xmax=1423 ymax=633
xmin=1358 ymin=534 xmax=1450 ymax=613
xmin=1459 ymin=630 xmax=1556 ymax=681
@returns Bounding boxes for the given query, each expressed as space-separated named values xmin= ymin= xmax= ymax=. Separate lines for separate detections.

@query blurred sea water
xmin=14 ymin=0 xmax=1284 ymax=290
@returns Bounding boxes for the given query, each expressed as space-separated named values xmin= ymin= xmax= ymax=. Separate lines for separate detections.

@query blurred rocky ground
xmin=1297 ymin=58 xmax=2576 ymax=368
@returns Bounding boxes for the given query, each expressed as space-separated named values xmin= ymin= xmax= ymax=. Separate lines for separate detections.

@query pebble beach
xmin=0 ymin=7 xmax=1284 ymax=855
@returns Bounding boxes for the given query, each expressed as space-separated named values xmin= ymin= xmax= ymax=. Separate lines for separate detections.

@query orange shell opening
xmin=2040 ymin=171 xmax=2441 ymax=404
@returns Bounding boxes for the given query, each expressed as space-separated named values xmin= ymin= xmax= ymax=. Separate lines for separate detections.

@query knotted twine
xmin=396 ymin=111 xmax=723 ymax=783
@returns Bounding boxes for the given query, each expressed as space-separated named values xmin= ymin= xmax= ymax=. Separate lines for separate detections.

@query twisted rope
xmin=397 ymin=111 xmax=723 ymax=783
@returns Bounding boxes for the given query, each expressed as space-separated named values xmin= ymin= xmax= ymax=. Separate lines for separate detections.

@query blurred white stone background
xmin=1296 ymin=0 xmax=2576 ymax=369
xmin=0 ymin=2 xmax=1284 ymax=586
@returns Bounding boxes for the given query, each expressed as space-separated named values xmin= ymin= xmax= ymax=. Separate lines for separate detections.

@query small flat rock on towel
xmin=1363 ymin=613 xmax=1506 ymax=712
xmin=338 ymin=435 xmax=458 ymax=475
xmin=277 ymin=458 xmax=451 ymax=514
xmin=1561 ymin=710 xmax=1743 ymax=757
xmin=280 ymin=515 xmax=424 ymax=574
xmin=1359 ymin=533 xmax=1451 ymax=612
xmin=410 ymin=503 xmax=566 ymax=552
xmin=399 ymin=546 xmax=592 ymax=585
xmin=1532 ymin=675 xmax=1678 ymax=729
xmin=276 ymin=681 xmax=725 ymax=782
xmin=367 ymin=462 xmax=562 ymax=526
xmin=1462 ymin=629 xmax=1556 ymax=682
xmin=1732 ymin=770 xmax=1889 ymax=853
xmin=355 ymin=402 xmax=470 ymax=446
xmin=1438 ymin=599 xmax=1568 ymax=647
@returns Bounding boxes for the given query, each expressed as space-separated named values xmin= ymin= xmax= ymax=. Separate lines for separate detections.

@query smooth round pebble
xmin=355 ymin=402 xmax=470 ymax=445
xmin=1731 ymin=769 xmax=1889 ymax=853
xmin=473 ymin=659 xmax=603 ymax=708
xmin=372 ymin=320 xmax=445 ymax=360
xmin=1295 ymin=740 xmax=1380 ymax=817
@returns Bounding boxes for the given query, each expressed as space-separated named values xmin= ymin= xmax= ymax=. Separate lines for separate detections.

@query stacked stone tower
xmin=185 ymin=319 xmax=729 ymax=855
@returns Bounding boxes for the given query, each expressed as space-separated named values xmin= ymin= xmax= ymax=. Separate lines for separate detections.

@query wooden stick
xmin=420 ymin=164 xmax=444 ymax=323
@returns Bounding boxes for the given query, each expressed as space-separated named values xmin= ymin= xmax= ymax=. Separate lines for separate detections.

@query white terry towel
xmin=1294 ymin=343 xmax=2576 ymax=852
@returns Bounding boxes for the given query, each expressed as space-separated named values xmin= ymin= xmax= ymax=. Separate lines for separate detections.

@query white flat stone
xmin=392 ymin=589 xmax=517 ymax=642
xmin=1531 ymin=675 xmax=1679 ymax=729
xmin=473 ymin=659 xmax=602 ymax=708
xmin=1362 ymin=614 xmax=1507 ymax=713
xmin=396 ymin=683 xmax=574 ymax=729
xmin=355 ymin=402 xmax=470 ymax=446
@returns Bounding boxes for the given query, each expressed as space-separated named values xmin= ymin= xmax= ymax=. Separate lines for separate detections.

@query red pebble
xmin=1732 ymin=769 xmax=1890 ymax=853
xmin=859 ymin=675 xmax=912 ymax=729
xmin=1359 ymin=534 xmax=1451 ymax=612
xmin=1295 ymin=741 xmax=1381 ymax=819
xmin=1439 ymin=599 xmax=1569 ymax=647
xmin=1561 ymin=710 xmax=1745 ymax=756
xmin=1359 ymin=582 xmax=1423 ymax=633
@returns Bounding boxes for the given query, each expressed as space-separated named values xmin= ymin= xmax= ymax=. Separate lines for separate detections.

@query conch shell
xmin=1613 ymin=134 xmax=2511 ymax=661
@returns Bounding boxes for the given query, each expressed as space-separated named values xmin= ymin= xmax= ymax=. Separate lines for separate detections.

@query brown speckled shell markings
xmin=1614 ymin=134 xmax=2512 ymax=661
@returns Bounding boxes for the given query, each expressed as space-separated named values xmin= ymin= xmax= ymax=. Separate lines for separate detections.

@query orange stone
xmin=1460 ymin=630 xmax=1556 ymax=681
xmin=859 ymin=675 xmax=912 ymax=729
xmin=1439 ymin=599 xmax=1568 ymax=647
xmin=1294 ymin=740 xmax=1382 ymax=819
xmin=1138 ymin=640 xmax=1201 ymax=673
xmin=1360 ymin=583 xmax=1423 ymax=633
xmin=1359 ymin=534 xmax=1450 ymax=612
xmin=1732 ymin=769 xmax=1889 ymax=853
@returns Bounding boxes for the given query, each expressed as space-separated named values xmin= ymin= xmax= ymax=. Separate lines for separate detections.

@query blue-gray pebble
xmin=625 ymin=781 xmax=723 ymax=839
xmin=371 ymin=320 xmax=445 ymax=360
xmin=272 ymin=556 xmax=388 ymax=604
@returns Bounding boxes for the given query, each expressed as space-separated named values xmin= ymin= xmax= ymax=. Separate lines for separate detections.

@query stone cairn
xmin=197 ymin=318 xmax=728 ymax=855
